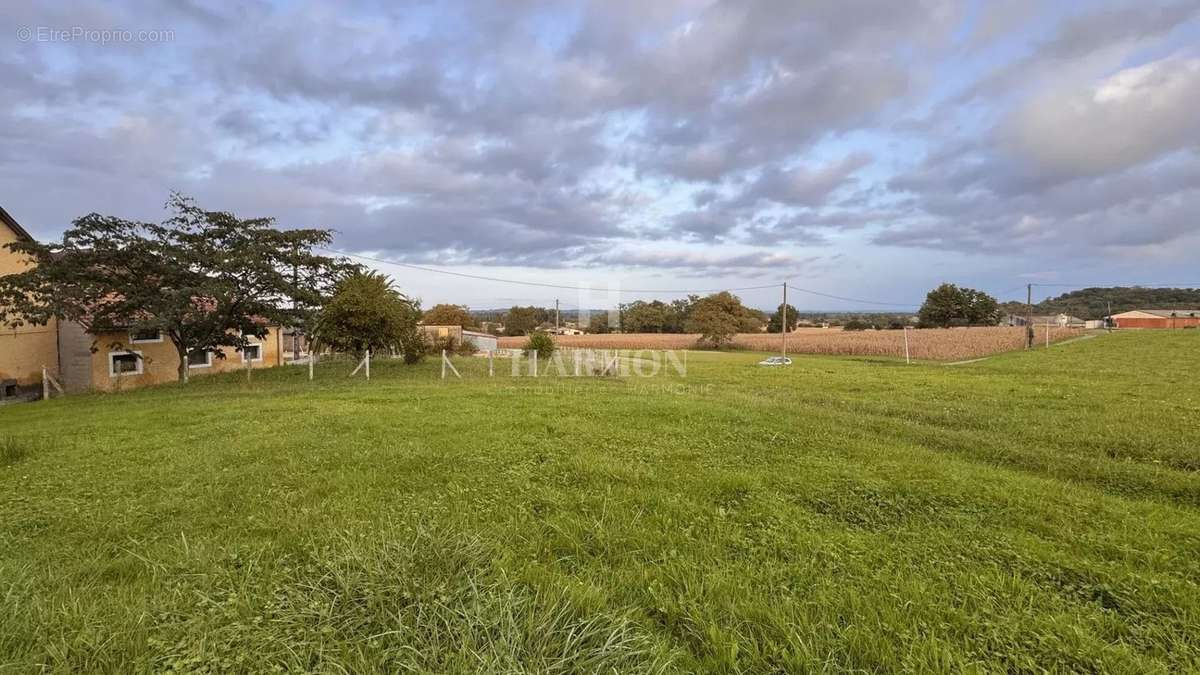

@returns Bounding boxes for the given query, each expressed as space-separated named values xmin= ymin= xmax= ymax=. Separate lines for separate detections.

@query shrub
xmin=524 ymin=332 xmax=556 ymax=360
xmin=397 ymin=324 xmax=428 ymax=364
xmin=429 ymin=335 xmax=481 ymax=357
xmin=843 ymin=319 xmax=872 ymax=331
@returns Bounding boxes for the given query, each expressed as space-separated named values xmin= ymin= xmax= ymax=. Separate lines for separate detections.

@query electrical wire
xmin=782 ymin=281 xmax=914 ymax=307
xmin=322 ymin=247 xmax=783 ymax=294
xmin=323 ymin=247 xmax=1054 ymax=308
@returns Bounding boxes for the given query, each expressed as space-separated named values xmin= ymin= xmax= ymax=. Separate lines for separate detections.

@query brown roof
xmin=1112 ymin=309 xmax=1200 ymax=318
xmin=0 ymin=205 xmax=33 ymax=241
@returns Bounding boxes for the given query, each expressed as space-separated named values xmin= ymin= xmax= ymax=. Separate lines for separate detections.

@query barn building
xmin=1110 ymin=310 xmax=1200 ymax=329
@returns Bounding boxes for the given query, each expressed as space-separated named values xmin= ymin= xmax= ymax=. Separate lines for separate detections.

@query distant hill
xmin=1000 ymin=287 xmax=1200 ymax=320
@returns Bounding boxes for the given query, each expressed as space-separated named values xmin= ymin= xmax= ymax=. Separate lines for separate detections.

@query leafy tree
xmin=586 ymin=311 xmax=612 ymax=334
xmin=621 ymin=300 xmax=670 ymax=333
xmin=686 ymin=291 xmax=757 ymax=348
xmin=767 ymin=303 xmax=798 ymax=333
xmin=843 ymin=318 xmax=872 ymax=331
xmin=311 ymin=270 xmax=422 ymax=358
xmin=665 ymin=295 xmax=699 ymax=332
xmin=0 ymin=193 xmax=350 ymax=382
xmin=524 ymin=331 xmax=555 ymax=360
xmin=422 ymin=303 xmax=475 ymax=328
xmin=918 ymin=283 xmax=999 ymax=327
xmin=503 ymin=306 xmax=548 ymax=336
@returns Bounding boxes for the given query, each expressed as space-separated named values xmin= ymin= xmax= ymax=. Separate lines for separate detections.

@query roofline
xmin=0 ymin=205 xmax=34 ymax=241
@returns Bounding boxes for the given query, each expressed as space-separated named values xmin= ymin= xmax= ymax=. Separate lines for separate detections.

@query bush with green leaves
xmin=312 ymin=271 xmax=422 ymax=360
xmin=524 ymin=331 xmax=555 ymax=360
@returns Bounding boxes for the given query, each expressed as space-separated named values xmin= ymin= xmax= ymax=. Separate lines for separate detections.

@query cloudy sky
xmin=3 ymin=1 xmax=1199 ymax=310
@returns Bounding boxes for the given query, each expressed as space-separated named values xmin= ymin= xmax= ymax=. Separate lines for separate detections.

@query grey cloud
xmin=1000 ymin=55 xmax=1200 ymax=182
xmin=2 ymin=0 xmax=1196 ymax=276
xmin=733 ymin=153 xmax=873 ymax=208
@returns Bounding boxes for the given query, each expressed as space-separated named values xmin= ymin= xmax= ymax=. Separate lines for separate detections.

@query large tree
xmin=503 ymin=306 xmax=547 ymax=336
xmin=0 ymin=193 xmax=351 ymax=381
xmin=586 ymin=311 xmax=612 ymax=334
xmin=918 ymin=283 xmax=1000 ymax=327
xmin=311 ymin=270 xmax=423 ymax=359
xmin=423 ymin=303 xmax=475 ymax=328
xmin=620 ymin=300 xmax=670 ymax=333
xmin=767 ymin=303 xmax=799 ymax=333
xmin=617 ymin=296 xmax=698 ymax=333
xmin=686 ymin=291 xmax=758 ymax=348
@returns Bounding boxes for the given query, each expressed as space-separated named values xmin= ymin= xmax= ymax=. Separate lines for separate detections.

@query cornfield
xmin=497 ymin=326 xmax=1084 ymax=361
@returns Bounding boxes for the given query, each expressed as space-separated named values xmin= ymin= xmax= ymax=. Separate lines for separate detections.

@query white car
xmin=758 ymin=356 xmax=792 ymax=366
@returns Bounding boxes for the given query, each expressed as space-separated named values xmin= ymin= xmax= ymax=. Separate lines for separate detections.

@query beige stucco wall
xmin=86 ymin=327 xmax=284 ymax=392
xmin=0 ymin=222 xmax=60 ymax=386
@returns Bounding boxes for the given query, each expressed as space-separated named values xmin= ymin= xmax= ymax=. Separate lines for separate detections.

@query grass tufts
xmin=0 ymin=435 xmax=34 ymax=466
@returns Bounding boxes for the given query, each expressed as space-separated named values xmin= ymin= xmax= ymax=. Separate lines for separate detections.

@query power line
xmin=781 ymin=281 xmax=914 ymax=307
xmin=322 ymin=247 xmax=782 ymax=294
xmin=323 ymin=247 xmax=940 ymax=307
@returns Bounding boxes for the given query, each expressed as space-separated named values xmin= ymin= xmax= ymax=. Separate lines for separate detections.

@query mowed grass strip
xmin=1 ymin=332 xmax=1198 ymax=672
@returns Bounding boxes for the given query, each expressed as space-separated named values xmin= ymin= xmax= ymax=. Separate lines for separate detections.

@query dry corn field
xmin=498 ymin=326 xmax=1085 ymax=361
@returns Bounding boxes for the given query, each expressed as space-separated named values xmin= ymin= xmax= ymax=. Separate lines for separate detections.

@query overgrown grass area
xmin=1 ymin=331 xmax=1198 ymax=672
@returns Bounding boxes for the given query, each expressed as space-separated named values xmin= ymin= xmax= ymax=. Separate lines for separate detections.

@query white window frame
xmin=241 ymin=343 xmax=263 ymax=363
xmin=128 ymin=329 xmax=163 ymax=344
xmin=108 ymin=350 xmax=144 ymax=377
xmin=187 ymin=349 xmax=213 ymax=369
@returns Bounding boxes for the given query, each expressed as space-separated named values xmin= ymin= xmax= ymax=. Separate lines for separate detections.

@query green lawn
xmin=1 ymin=332 xmax=1198 ymax=672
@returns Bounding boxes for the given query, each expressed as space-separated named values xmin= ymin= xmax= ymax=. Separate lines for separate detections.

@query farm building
xmin=1110 ymin=309 xmax=1200 ymax=329
xmin=1005 ymin=313 xmax=1085 ymax=328
xmin=0 ymin=205 xmax=287 ymax=399
xmin=463 ymin=330 xmax=498 ymax=352
xmin=420 ymin=324 xmax=497 ymax=352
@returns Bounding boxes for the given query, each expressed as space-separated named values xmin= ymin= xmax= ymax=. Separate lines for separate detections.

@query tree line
xmin=998 ymin=287 xmax=1200 ymax=321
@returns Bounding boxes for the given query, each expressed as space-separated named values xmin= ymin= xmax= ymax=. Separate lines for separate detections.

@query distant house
xmin=1 ymin=204 xmax=285 ymax=399
xmin=1005 ymin=313 xmax=1084 ymax=328
xmin=421 ymin=324 xmax=464 ymax=346
xmin=553 ymin=327 xmax=584 ymax=336
xmin=420 ymin=324 xmax=497 ymax=352
xmin=462 ymin=330 xmax=498 ymax=352
xmin=1110 ymin=309 xmax=1200 ymax=329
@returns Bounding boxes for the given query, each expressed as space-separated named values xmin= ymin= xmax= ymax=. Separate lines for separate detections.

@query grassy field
xmin=1 ymin=331 xmax=1198 ymax=672
xmin=497 ymin=326 xmax=1083 ymax=361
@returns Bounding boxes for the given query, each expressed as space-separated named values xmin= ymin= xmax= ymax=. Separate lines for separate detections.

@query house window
xmin=109 ymin=351 xmax=143 ymax=377
xmin=187 ymin=349 xmax=212 ymax=368
xmin=242 ymin=344 xmax=262 ymax=362
xmin=129 ymin=328 xmax=163 ymax=344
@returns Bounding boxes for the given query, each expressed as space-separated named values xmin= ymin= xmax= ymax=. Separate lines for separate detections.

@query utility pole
xmin=781 ymin=282 xmax=788 ymax=358
xmin=1025 ymin=283 xmax=1034 ymax=349
xmin=555 ymin=298 xmax=560 ymax=333
xmin=291 ymin=242 xmax=300 ymax=359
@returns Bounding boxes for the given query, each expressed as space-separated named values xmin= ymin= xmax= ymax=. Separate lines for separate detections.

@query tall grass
xmin=0 ymin=330 xmax=1198 ymax=671
xmin=0 ymin=435 xmax=33 ymax=465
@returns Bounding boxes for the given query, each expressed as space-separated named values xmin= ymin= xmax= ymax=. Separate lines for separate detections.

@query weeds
xmin=0 ymin=435 xmax=34 ymax=465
